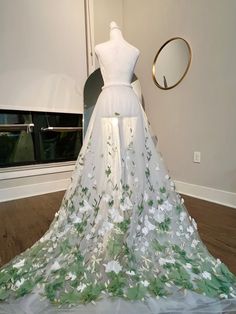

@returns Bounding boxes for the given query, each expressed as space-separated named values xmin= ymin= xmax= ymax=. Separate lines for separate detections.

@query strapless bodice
xmin=95 ymin=41 xmax=140 ymax=88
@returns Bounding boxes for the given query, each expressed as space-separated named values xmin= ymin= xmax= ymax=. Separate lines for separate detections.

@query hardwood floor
xmin=184 ymin=195 xmax=236 ymax=274
xmin=0 ymin=191 xmax=65 ymax=268
xmin=0 ymin=192 xmax=235 ymax=275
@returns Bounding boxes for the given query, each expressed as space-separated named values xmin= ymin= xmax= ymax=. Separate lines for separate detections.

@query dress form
xmin=94 ymin=21 xmax=140 ymax=87
xmin=109 ymin=21 xmax=124 ymax=40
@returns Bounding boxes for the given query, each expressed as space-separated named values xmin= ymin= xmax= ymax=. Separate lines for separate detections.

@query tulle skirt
xmin=0 ymin=85 xmax=236 ymax=313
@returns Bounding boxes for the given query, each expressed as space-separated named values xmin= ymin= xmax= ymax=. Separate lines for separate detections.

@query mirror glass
xmin=152 ymin=38 xmax=191 ymax=90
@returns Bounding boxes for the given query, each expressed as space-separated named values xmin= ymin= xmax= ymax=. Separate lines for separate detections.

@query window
xmin=0 ymin=110 xmax=83 ymax=168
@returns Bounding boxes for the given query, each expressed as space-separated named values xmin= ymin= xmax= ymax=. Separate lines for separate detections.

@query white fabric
xmin=1 ymin=291 xmax=236 ymax=314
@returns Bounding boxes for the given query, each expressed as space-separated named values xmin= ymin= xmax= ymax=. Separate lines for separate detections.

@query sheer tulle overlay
xmin=0 ymin=85 xmax=236 ymax=313
xmin=1 ymin=37 xmax=236 ymax=313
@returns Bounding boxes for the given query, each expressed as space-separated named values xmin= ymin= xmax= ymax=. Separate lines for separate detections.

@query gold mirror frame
xmin=152 ymin=37 xmax=192 ymax=90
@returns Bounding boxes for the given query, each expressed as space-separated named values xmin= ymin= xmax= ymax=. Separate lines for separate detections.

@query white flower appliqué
xmin=144 ymin=192 xmax=149 ymax=202
xmin=104 ymin=260 xmax=122 ymax=274
xmin=140 ymin=280 xmax=149 ymax=287
xmin=126 ymin=270 xmax=136 ymax=276
xmin=98 ymin=221 xmax=114 ymax=236
xmin=142 ymin=227 xmax=149 ymax=236
xmin=39 ymin=230 xmax=53 ymax=243
xmin=103 ymin=194 xmax=111 ymax=203
xmin=170 ymin=180 xmax=175 ymax=188
xmin=140 ymin=246 xmax=146 ymax=253
xmin=179 ymin=225 xmax=184 ymax=231
xmin=109 ymin=208 xmax=124 ymax=223
xmin=77 ymin=283 xmax=87 ymax=292
xmin=159 ymin=257 xmax=175 ymax=266
xmin=15 ymin=278 xmax=25 ymax=288
xmin=187 ymin=226 xmax=194 ymax=235
xmin=159 ymin=200 xmax=173 ymax=212
xmin=51 ymin=261 xmax=61 ymax=272
xmin=65 ymin=272 xmax=77 ymax=281
xmin=79 ymin=200 xmax=92 ymax=213
xmin=191 ymin=239 xmax=199 ymax=248
xmin=121 ymin=197 xmax=133 ymax=211
xmin=144 ymin=215 xmax=155 ymax=233
xmin=202 ymin=271 xmax=212 ymax=280
xmin=70 ymin=213 xmax=82 ymax=224
xmin=149 ymin=207 xmax=155 ymax=214
xmin=13 ymin=259 xmax=25 ymax=269
xmin=179 ymin=212 xmax=187 ymax=222
xmin=153 ymin=211 xmax=165 ymax=223
xmin=190 ymin=217 xmax=198 ymax=230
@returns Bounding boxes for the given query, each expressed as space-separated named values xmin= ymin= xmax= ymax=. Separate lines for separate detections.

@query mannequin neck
xmin=109 ymin=28 xmax=124 ymax=41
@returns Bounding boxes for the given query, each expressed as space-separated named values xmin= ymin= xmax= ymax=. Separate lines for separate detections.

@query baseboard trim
xmin=0 ymin=178 xmax=70 ymax=203
xmin=175 ymin=180 xmax=236 ymax=209
xmin=0 ymin=162 xmax=75 ymax=180
xmin=0 ymin=176 xmax=236 ymax=209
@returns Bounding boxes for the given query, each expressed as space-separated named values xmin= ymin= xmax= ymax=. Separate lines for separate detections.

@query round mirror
xmin=152 ymin=37 xmax=191 ymax=90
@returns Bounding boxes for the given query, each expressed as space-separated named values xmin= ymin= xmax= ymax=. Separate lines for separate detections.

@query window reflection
xmin=0 ymin=111 xmax=35 ymax=166
xmin=0 ymin=110 xmax=83 ymax=167
xmin=38 ymin=112 xmax=82 ymax=162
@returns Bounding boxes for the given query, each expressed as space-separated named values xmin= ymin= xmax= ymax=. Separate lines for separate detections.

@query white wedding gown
xmin=1 ymin=38 xmax=236 ymax=314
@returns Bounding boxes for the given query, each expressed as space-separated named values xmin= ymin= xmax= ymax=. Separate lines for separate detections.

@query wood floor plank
xmin=0 ymin=191 xmax=65 ymax=267
xmin=183 ymin=195 xmax=236 ymax=274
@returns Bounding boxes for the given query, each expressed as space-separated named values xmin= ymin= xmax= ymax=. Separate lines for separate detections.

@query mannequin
xmin=94 ymin=21 xmax=140 ymax=87
xmin=109 ymin=21 xmax=124 ymax=40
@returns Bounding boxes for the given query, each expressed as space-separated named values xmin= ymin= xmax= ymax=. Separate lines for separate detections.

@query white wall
xmin=123 ymin=0 xmax=236 ymax=198
xmin=0 ymin=0 xmax=87 ymax=113
xmin=93 ymin=0 xmax=123 ymax=45
xmin=0 ymin=0 xmax=88 ymax=202
xmin=93 ymin=0 xmax=124 ymax=69
xmin=0 ymin=0 xmax=124 ymax=202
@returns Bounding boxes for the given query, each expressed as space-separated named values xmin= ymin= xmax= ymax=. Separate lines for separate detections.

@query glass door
xmin=0 ymin=110 xmax=35 ymax=167
xmin=34 ymin=112 xmax=83 ymax=163
xmin=0 ymin=110 xmax=83 ymax=167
